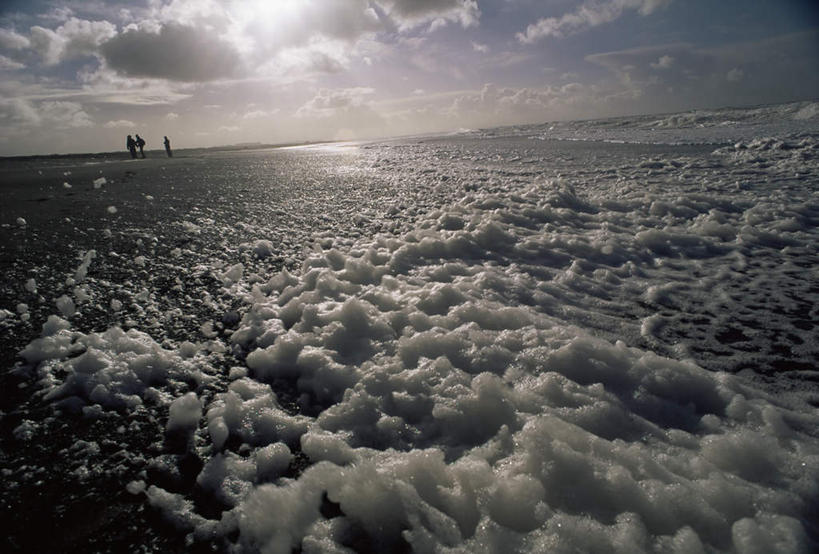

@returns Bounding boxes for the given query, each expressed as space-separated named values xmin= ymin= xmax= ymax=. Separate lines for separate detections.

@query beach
xmin=2 ymin=104 xmax=819 ymax=553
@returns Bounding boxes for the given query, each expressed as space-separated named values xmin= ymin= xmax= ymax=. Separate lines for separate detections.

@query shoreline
xmin=0 ymin=140 xmax=341 ymax=164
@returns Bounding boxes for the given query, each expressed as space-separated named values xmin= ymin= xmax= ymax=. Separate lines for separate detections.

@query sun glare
xmin=233 ymin=0 xmax=305 ymax=41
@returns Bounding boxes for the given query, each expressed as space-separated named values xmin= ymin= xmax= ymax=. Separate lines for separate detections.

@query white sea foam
xmin=524 ymin=100 xmax=819 ymax=145
xmin=12 ymin=109 xmax=819 ymax=552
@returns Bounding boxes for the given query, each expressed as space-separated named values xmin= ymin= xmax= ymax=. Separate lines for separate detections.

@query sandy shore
xmin=2 ymin=155 xmax=192 ymax=232
xmin=2 ymin=133 xmax=817 ymax=552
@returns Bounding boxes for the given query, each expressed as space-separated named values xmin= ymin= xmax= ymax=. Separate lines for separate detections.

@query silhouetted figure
xmin=126 ymin=135 xmax=137 ymax=159
xmin=135 ymin=134 xmax=146 ymax=158
xmin=164 ymin=136 xmax=173 ymax=158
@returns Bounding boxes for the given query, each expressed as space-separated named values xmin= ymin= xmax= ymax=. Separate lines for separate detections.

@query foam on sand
xmin=18 ymin=133 xmax=819 ymax=552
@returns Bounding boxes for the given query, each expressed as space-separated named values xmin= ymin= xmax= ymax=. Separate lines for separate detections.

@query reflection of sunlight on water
xmin=279 ymin=141 xmax=362 ymax=152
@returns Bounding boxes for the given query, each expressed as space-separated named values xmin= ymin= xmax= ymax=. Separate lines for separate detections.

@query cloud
xmin=586 ymin=31 xmax=819 ymax=110
xmin=383 ymin=0 xmax=480 ymax=29
xmin=233 ymin=0 xmax=479 ymax=78
xmin=517 ymin=0 xmax=672 ymax=43
xmin=447 ymin=82 xmax=599 ymax=126
xmin=30 ymin=17 xmax=116 ymax=65
xmin=100 ymin=23 xmax=242 ymax=81
xmin=0 ymin=55 xmax=25 ymax=70
xmin=289 ymin=48 xmax=347 ymax=74
xmin=40 ymin=101 xmax=94 ymax=128
xmin=296 ymin=87 xmax=377 ymax=118
xmin=5 ymin=0 xmax=482 ymax=89
xmin=295 ymin=86 xmax=385 ymax=139
xmin=236 ymin=0 xmax=381 ymax=53
xmin=243 ymin=109 xmax=280 ymax=119
xmin=586 ymin=43 xmax=708 ymax=91
xmin=651 ymin=55 xmax=674 ymax=69
xmin=0 ymin=28 xmax=31 ymax=50
xmin=104 ymin=119 xmax=136 ymax=128
xmin=40 ymin=6 xmax=76 ymax=23
xmin=166 ymin=112 xmax=179 ymax=120
xmin=75 ymin=63 xmax=195 ymax=105
xmin=471 ymin=41 xmax=489 ymax=53
xmin=725 ymin=68 xmax=743 ymax=82
xmin=0 ymin=98 xmax=41 ymax=127
xmin=0 ymin=98 xmax=92 ymax=129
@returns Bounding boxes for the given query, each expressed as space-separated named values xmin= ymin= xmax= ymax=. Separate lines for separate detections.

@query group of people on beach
xmin=126 ymin=134 xmax=173 ymax=159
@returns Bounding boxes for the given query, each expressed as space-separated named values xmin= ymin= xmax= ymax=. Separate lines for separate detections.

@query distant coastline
xmin=0 ymin=140 xmax=332 ymax=162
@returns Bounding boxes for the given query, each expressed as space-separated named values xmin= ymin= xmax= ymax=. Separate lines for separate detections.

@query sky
xmin=0 ymin=0 xmax=817 ymax=156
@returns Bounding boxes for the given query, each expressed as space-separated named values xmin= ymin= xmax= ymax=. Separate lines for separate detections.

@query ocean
xmin=1 ymin=100 xmax=818 ymax=553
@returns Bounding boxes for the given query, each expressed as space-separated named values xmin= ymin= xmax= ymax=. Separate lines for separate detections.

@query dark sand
xmin=4 ymin=136 xmax=814 ymax=552
xmin=0 ymin=142 xmax=465 ymax=552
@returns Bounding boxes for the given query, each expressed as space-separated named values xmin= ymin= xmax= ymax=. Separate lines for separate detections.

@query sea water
xmin=2 ymin=101 xmax=818 ymax=552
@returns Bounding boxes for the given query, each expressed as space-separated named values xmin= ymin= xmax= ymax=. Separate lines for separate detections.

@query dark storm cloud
xmin=370 ymin=0 xmax=479 ymax=30
xmin=100 ymin=23 xmax=241 ymax=82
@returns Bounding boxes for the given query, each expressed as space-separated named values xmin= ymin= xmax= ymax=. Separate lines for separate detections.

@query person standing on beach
xmin=126 ymin=135 xmax=137 ymax=159
xmin=164 ymin=136 xmax=173 ymax=158
xmin=135 ymin=134 xmax=146 ymax=158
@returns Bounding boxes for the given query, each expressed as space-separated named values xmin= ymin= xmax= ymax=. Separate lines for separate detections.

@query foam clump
xmin=240 ymin=239 xmax=276 ymax=258
xmin=215 ymin=180 xmax=819 ymax=552
xmin=220 ymin=263 xmax=244 ymax=285
xmin=25 ymin=278 xmax=37 ymax=293
xmin=27 ymin=326 xmax=213 ymax=411
xmin=204 ymin=378 xmax=311 ymax=449
xmin=166 ymin=392 xmax=203 ymax=433
xmin=73 ymin=250 xmax=96 ymax=283
xmin=55 ymin=295 xmax=76 ymax=317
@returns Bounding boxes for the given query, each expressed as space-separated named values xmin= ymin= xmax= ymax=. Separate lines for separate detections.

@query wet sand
xmin=2 ymin=135 xmax=817 ymax=552
xmin=2 ymin=155 xmax=198 ymax=236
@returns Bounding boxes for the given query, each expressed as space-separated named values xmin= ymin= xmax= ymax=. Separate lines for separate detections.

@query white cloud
xmin=234 ymin=0 xmax=380 ymax=55
xmin=471 ymin=41 xmax=489 ymax=53
xmin=0 ymin=55 xmax=25 ymax=70
xmin=166 ymin=112 xmax=179 ymax=120
xmin=104 ymin=119 xmax=136 ymax=128
xmin=0 ymin=98 xmax=92 ymax=129
xmin=295 ymin=86 xmax=386 ymax=139
xmin=6 ymin=0 xmax=481 ymax=88
xmin=0 ymin=98 xmax=42 ymax=127
xmin=243 ymin=109 xmax=280 ymax=119
xmin=40 ymin=6 xmax=75 ymax=23
xmin=447 ymin=82 xmax=599 ymax=126
xmin=296 ymin=87 xmax=376 ymax=118
xmin=726 ymin=67 xmax=744 ymax=82
xmin=40 ymin=101 xmax=94 ymax=128
xmin=76 ymin=64 xmax=194 ymax=105
xmin=0 ymin=28 xmax=31 ymax=50
xmin=651 ymin=55 xmax=674 ymax=69
xmin=30 ymin=17 xmax=116 ymax=65
xmin=517 ymin=0 xmax=672 ymax=43
xmin=428 ymin=18 xmax=449 ymax=33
